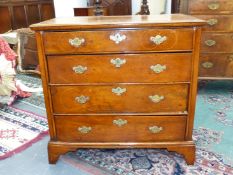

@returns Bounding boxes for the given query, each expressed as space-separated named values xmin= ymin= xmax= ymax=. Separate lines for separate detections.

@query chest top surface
xmin=30 ymin=14 xmax=205 ymax=31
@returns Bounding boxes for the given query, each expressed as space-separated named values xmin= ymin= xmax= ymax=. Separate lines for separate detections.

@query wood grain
xmin=54 ymin=115 xmax=186 ymax=142
xmin=30 ymin=14 xmax=205 ymax=31
xmin=50 ymin=84 xmax=189 ymax=114
xmin=31 ymin=14 xmax=204 ymax=164
xmin=201 ymin=33 xmax=233 ymax=53
xmin=43 ymin=28 xmax=194 ymax=54
xmin=193 ymin=15 xmax=233 ymax=32
xmin=177 ymin=0 xmax=233 ymax=79
xmin=47 ymin=53 xmax=192 ymax=84
xmin=199 ymin=53 xmax=233 ymax=77
xmin=0 ymin=0 xmax=55 ymax=33
xmin=189 ymin=0 xmax=233 ymax=14
xmin=48 ymin=141 xmax=196 ymax=165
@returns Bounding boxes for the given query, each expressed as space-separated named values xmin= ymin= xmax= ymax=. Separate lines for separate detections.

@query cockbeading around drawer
xmin=54 ymin=115 xmax=186 ymax=142
xmin=193 ymin=15 xmax=233 ymax=32
xmin=189 ymin=0 xmax=233 ymax=14
xmin=50 ymin=84 xmax=189 ymax=114
xmin=199 ymin=53 xmax=233 ymax=77
xmin=43 ymin=28 xmax=194 ymax=54
xmin=47 ymin=53 xmax=192 ymax=84
xmin=201 ymin=33 xmax=233 ymax=53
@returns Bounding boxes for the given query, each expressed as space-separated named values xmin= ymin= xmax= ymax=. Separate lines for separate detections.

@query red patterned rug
xmin=61 ymin=134 xmax=233 ymax=175
xmin=0 ymin=105 xmax=48 ymax=159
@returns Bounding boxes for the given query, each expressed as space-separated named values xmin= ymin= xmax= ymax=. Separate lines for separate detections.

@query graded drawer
xmin=199 ymin=53 xmax=233 ymax=77
xmin=201 ymin=33 xmax=233 ymax=53
xmin=189 ymin=0 xmax=233 ymax=14
xmin=47 ymin=53 xmax=192 ymax=84
xmin=193 ymin=15 xmax=233 ymax=32
xmin=51 ymin=84 xmax=188 ymax=114
xmin=43 ymin=29 xmax=193 ymax=54
xmin=55 ymin=115 xmax=186 ymax=142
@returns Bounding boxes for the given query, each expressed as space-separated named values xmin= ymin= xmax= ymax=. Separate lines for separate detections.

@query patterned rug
xmin=2 ymin=74 xmax=232 ymax=174
xmin=60 ymin=80 xmax=233 ymax=175
xmin=61 ymin=130 xmax=233 ymax=175
xmin=0 ymin=74 xmax=48 ymax=159
xmin=0 ymin=105 xmax=48 ymax=159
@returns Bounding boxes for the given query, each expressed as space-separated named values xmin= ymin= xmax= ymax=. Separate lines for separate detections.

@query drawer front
xmin=189 ymin=0 xmax=233 ymax=14
xmin=55 ymin=115 xmax=186 ymax=142
xmin=193 ymin=15 xmax=233 ymax=32
xmin=199 ymin=53 xmax=233 ymax=77
xmin=48 ymin=53 xmax=192 ymax=84
xmin=201 ymin=33 xmax=233 ymax=53
xmin=51 ymin=84 xmax=188 ymax=114
xmin=43 ymin=29 xmax=193 ymax=54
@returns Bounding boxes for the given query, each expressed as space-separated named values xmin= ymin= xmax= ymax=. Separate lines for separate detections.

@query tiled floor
xmin=0 ymin=136 xmax=90 ymax=175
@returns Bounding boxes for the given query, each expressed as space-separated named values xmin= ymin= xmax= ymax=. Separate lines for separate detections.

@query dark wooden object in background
xmin=138 ymin=0 xmax=150 ymax=15
xmin=17 ymin=28 xmax=40 ymax=74
xmin=74 ymin=8 xmax=89 ymax=16
xmin=176 ymin=0 xmax=233 ymax=79
xmin=93 ymin=0 xmax=103 ymax=16
xmin=0 ymin=0 xmax=55 ymax=33
xmin=74 ymin=7 xmax=108 ymax=16
xmin=171 ymin=0 xmax=181 ymax=13
xmin=89 ymin=0 xmax=131 ymax=15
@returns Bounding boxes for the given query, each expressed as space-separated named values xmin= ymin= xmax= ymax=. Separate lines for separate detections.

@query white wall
xmin=54 ymin=0 xmax=172 ymax=17
xmin=132 ymin=0 xmax=169 ymax=15
xmin=53 ymin=0 xmax=87 ymax=17
xmin=166 ymin=0 xmax=172 ymax=14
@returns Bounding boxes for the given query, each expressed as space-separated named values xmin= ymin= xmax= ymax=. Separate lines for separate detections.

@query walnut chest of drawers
xmin=180 ymin=0 xmax=233 ymax=79
xmin=30 ymin=14 xmax=205 ymax=165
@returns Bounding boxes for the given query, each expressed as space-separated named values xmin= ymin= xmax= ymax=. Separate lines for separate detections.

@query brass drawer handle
xmin=202 ymin=61 xmax=214 ymax=69
xmin=110 ymin=33 xmax=126 ymax=44
xmin=150 ymin=64 xmax=166 ymax=73
xmin=208 ymin=3 xmax=220 ymax=10
xmin=112 ymin=87 xmax=126 ymax=96
xmin=78 ymin=126 xmax=92 ymax=134
xmin=149 ymin=126 xmax=163 ymax=134
xmin=113 ymin=119 xmax=128 ymax=127
xmin=110 ymin=58 xmax=126 ymax=68
xmin=69 ymin=37 xmax=85 ymax=47
xmin=75 ymin=95 xmax=89 ymax=104
xmin=149 ymin=95 xmax=164 ymax=103
xmin=73 ymin=65 xmax=87 ymax=74
xmin=150 ymin=35 xmax=167 ymax=45
xmin=228 ymin=55 xmax=233 ymax=61
xmin=205 ymin=40 xmax=216 ymax=47
xmin=207 ymin=19 xmax=218 ymax=26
